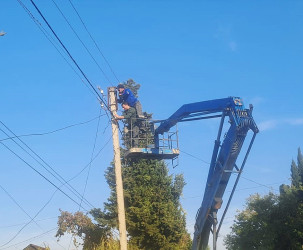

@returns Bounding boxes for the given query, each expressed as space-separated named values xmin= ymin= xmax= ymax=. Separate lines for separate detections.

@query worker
xmin=116 ymin=84 xmax=144 ymax=118
xmin=114 ymin=102 xmax=140 ymax=147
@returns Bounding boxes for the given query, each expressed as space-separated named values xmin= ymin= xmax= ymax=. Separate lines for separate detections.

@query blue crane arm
xmin=154 ymin=97 xmax=258 ymax=250
xmin=155 ymin=97 xmax=258 ymax=135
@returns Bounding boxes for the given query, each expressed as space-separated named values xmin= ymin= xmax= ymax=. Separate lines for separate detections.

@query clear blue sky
xmin=1 ymin=1 xmax=303 ymax=249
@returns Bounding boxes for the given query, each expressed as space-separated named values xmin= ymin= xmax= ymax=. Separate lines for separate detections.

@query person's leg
xmin=132 ymin=126 xmax=140 ymax=147
xmin=135 ymin=101 xmax=144 ymax=118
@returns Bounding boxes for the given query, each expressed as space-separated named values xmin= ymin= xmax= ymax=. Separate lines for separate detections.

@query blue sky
xmin=1 ymin=1 xmax=303 ymax=249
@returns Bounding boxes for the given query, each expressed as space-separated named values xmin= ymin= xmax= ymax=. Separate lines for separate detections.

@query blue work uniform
xmin=117 ymin=88 xmax=138 ymax=107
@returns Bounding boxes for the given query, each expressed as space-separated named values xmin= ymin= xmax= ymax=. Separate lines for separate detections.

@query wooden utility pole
xmin=108 ymin=87 xmax=127 ymax=250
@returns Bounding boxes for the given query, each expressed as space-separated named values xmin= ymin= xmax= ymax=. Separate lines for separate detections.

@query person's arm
xmin=114 ymin=112 xmax=124 ymax=120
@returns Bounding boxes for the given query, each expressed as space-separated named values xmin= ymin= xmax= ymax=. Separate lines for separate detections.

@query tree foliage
xmin=291 ymin=148 xmax=303 ymax=188
xmin=104 ymin=158 xmax=191 ymax=249
xmin=224 ymin=148 xmax=303 ymax=250
xmin=56 ymin=210 xmax=113 ymax=249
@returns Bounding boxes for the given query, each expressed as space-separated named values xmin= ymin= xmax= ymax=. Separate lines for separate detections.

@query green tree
xmin=291 ymin=148 xmax=303 ymax=188
xmin=224 ymin=193 xmax=278 ymax=250
xmin=56 ymin=210 xmax=114 ymax=249
xmin=103 ymin=158 xmax=191 ymax=249
xmin=124 ymin=79 xmax=141 ymax=98
xmin=224 ymin=149 xmax=303 ymax=250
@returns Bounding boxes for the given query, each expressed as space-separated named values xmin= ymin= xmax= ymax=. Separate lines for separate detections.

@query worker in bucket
xmin=116 ymin=84 xmax=144 ymax=118
xmin=114 ymin=102 xmax=139 ymax=147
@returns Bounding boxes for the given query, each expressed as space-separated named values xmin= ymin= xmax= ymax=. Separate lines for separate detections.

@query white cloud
xmin=285 ymin=118 xmax=303 ymax=125
xmin=249 ymin=96 xmax=264 ymax=106
xmin=257 ymin=117 xmax=303 ymax=132
xmin=258 ymin=120 xmax=277 ymax=131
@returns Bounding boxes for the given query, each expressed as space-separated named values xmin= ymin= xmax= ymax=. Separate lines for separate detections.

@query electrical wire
xmin=241 ymin=176 xmax=279 ymax=192
xmin=79 ymin=108 xmax=102 ymax=208
xmin=0 ymin=141 xmax=87 ymax=211
xmin=29 ymin=0 xmax=110 ymax=113
xmin=16 ymin=0 xmax=100 ymax=101
xmin=51 ymin=0 xmax=114 ymax=85
xmin=18 ymin=0 xmax=121 ymax=136
xmin=0 ymin=184 xmax=42 ymax=229
xmin=179 ymin=149 xmax=210 ymax=165
xmin=68 ymin=0 xmax=120 ymax=84
xmin=0 ymin=121 xmax=95 ymax=209
xmin=0 ymin=128 xmax=112 ymax=248
xmin=0 ymin=184 xmax=65 ymax=249
xmin=66 ymin=129 xmax=114 ymax=184
xmin=2 ymin=227 xmax=57 ymax=250
xmin=0 ymin=113 xmax=106 ymax=142
xmin=0 ymin=216 xmax=57 ymax=229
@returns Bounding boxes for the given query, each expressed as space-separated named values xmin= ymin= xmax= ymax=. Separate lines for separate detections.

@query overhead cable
xmin=66 ymin=129 xmax=114 ymax=184
xmin=51 ymin=0 xmax=114 ymax=85
xmin=29 ymin=0 xmax=110 ymax=113
xmin=68 ymin=0 xmax=120 ymax=84
xmin=79 ymin=108 xmax=102 ymax=208
xmin=0 ymin=113 xmax=106 ymax=142
xmin=0 ymin=184 xmax=64 ymax=249
xmin=2 ymin=227 xmax=57 ymax=250
xmin=0 ymin=141 xmax=88 ymax=211
xmin=16 ymin=0 xmax=99 ymax=101
xmin=0 ymin=121 xmax=95 ymax=209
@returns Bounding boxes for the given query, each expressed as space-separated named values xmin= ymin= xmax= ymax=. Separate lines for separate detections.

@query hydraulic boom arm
xmin=155 ymin=97 xmax=258 ymax=249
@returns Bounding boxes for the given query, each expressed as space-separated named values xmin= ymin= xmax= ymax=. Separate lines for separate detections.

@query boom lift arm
xmin=155 ymin=97 xmax=259 ymax=250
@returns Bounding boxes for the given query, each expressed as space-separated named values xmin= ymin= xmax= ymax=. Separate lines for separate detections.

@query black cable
xmin=0 ymin=216 xmax=57 ymax=229
xmin=0 ymin=121 xmax=95 ymax=209
xmin=2 ymin=227 xmax=57 ymax=250
xmin=16 ymin=0 xmax=99 ymax=101
xmin=18 ymin=0 xmax=120 ymax=137
xmin=0 ymin=184 xmax=64 ymax=249
xmin=51 ymin=0 xmax=114 ymax=85
xmin=0 ymin=113 xmax=106 ymax=142
xmin=66 ymin=129 xmax=114 ymax=184
xmin=29 ymin=0 xmax=110 ymax=112
xmin=241 ymin=176 xmax=279 ymax=192
xmin=0 ymin=184 xmax=41 ymax=228
xmin=0 ymin=124 xmax=112 ymax=248
xmin=68 ymin=0 xmax=120 ymax=84
xmin=79 ymin=108 xmax=102 ymax=208
xmin=0 ymin=141 xmax=87 ymax=211
xmin=0 ymin=122 xmax=95 ymax=210
xmin=179 ymin=149 xmax=210 ymax=165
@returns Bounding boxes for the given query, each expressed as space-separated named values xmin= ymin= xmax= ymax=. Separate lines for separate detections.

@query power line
xmin=179 ymin=149 xmax=210 ymax=165
xmin=0 ymin=184 xmax=65 ymax=249
xmin=241 ymin=176 xmax=279 ymax=192
xmin=68 ymin=0 xmax=120 ymax=84
xmin=0 ymin=216 xmax=57 ymax=229
xmin=0 ymin=124 xmax=113 ymax=247
xmin=66 ymin=129 xmax=114 ymax=184
xmin=29 ymin=0 xmax=110 ymax=113
xmin=0 ymin=183 xmax=42 ymax=229
xmin=16 ymin=0 xmax=100 ymax=101
xmin=79 ymin=108 xmax=102 ymax=208
xmin=51 ymin=0 xmax=114 ymax=85
xmin=0 ymin=121 xmax=95 ymax=209
xmin=0 ymin=140 xmax=87 ymax=210
xmin=0 ymin=113 xmax=106 ymax=142
xmin=0 ymin=126 xmax=113 ymax=249
xmin=2 ymin=227 xmax=57 ymax=250
xmin=18 ymin=0 xmax=119 ymax=136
